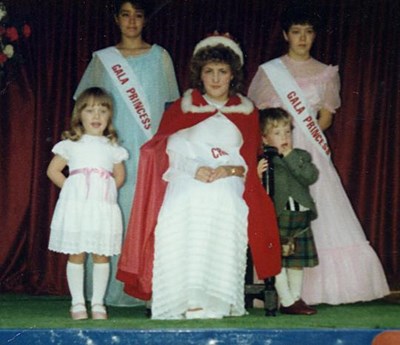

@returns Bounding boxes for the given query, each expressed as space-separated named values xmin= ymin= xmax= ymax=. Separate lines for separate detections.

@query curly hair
xmin=62 ymin=87 xmax=118 ymax=144
xmin=190 ymin=44 xmax=244 ymax=96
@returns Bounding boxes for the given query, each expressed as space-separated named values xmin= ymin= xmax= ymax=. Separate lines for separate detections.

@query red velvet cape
xmin=117 ymin=89 xmax=281 ymax=300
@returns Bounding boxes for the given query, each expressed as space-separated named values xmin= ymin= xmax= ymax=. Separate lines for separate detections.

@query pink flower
xmin=6 ymin=26 xmax=18 ymax=41
xmin=0 ymin=53 xmax=8 ymax=64
xmin=22 ymin=24 xmax=31 ymax=38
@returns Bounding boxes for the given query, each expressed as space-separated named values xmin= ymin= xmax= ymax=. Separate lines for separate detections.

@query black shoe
xmin=280 ymin=299 xmax=317 ymax=315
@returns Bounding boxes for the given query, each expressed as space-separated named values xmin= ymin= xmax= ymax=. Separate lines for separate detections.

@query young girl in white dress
xmin=47 ymin=87 xmax=128 ymax=320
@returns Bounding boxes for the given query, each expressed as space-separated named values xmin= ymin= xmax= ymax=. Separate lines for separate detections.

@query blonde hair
xmin=62 ymin=87 xmax=118 ymax=143
xmin=259 ymin=107 xmax=292 ymax=135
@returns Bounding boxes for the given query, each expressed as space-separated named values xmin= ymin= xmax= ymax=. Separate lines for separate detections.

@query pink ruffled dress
xmin=248 ymin=55 xmax=390 ymax=305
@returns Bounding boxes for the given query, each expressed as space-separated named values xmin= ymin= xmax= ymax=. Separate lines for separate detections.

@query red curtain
xmin=1 ymin=0 xmax=399 ymax=294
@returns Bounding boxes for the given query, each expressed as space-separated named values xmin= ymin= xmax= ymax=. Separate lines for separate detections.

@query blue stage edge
xmin=0 ymin=328 xmax=388 ymax=345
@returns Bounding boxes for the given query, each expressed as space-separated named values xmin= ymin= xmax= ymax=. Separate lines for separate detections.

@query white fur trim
xmin=222 ymin=94 xmax=254 ymax=114
xmin=181 ymin=90 xmax=216 ymax=113
xmin=193 ymin=36 xmax=244 ymax=65
xmin=181 ymin=89 xmax=253 ymax=115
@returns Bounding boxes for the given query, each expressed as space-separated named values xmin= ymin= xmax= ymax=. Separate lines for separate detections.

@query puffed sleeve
xmin=161 ymin=49 xmax=180 ymax=102
xmin=248 ymin=66 xmax=280 ymax=109
xmin=322 ymin=65 xmax=341 ymax=113
xmin=74 ymin=53 xmax=106 ymax=100
xmin=113 ymin=145 xmax=129 ymax=164
xmin=51 ymin=140 xmax=71 ymax=161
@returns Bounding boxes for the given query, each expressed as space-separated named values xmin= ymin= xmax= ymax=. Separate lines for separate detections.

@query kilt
xmin=278 ymin=210 xmax=319 ymax=268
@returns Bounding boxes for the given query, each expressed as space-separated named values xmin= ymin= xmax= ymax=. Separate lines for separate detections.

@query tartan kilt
xmin=278 ymin=209 xmax=319 ymax=268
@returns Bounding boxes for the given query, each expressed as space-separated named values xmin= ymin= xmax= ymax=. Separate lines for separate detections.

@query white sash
xmin=262 ymin=58 xmax=331 ymax=160
xmin=96 ymin=47 xmax=153 ymax=139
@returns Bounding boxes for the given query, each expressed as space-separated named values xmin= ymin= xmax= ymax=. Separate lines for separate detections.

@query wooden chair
xmin=244 ymin=250 xmax=278 ymax=316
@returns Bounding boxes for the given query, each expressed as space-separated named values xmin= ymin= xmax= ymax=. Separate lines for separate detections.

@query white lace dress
xmin=49 ymin=135 xmax=128 ymax=256
xmin=151 ymin=113 xmax=249 ymax=319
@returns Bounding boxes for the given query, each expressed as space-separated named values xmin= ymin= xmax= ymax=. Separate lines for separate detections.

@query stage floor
xmin=1 ymin=294 xmax=399 ymax=344
xmin=0 ymin=328 xmax=398 ymax=345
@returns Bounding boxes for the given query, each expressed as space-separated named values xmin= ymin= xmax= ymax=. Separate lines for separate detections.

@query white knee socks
xmin=274 ymin=268 xmax=296 ymax=307
xmin=66 ymin=262 xmax=85 ymax=306
xmin=66 ymin=261 xmax=110 ymax=307
xmin=287 ymin=268 xmax=304 ymax=301
xmin=91 ymin=262 xmax=110 ymax=307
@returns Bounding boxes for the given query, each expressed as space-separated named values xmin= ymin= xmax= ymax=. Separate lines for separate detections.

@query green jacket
xmin=272 ymin=148 xmax=319 ymax=220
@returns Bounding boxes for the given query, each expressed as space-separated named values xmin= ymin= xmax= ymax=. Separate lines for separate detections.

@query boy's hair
xmin=259 ymin=107 xmax=292 ymax=135
xmin=62 ymin=87 xmax=118 ymax=143
xmin=280 ymin=4 xmax=321 ymax=33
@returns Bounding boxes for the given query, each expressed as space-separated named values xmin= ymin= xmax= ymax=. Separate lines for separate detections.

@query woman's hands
xmin=195 ymin=165 xmax=244 ymax=182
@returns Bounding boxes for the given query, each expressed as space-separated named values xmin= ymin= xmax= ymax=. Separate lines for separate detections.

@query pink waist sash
xmin=70 ymin=168 xmax=113 ymax=199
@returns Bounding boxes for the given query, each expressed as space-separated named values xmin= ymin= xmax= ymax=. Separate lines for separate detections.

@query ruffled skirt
xmin=49 ymin=172 xmax=123 ymax=256
xmin=294 ymin=128 xmax=390 ymax=305
xmin=151 ymin=176 xmax=248 ymax=319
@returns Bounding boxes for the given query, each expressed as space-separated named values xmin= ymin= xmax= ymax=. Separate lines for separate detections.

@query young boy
xmin=258 ymin=107 xmax=319 ymax=315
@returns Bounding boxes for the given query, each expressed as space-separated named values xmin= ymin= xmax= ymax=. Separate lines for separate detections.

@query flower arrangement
xmin=0 ymin=1 xmax=31 ymax=91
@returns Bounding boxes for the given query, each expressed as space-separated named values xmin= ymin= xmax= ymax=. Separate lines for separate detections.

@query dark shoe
xmin=297 ymin=299 xmax=317 ymax=314
xmin=280 ymin=299 xmax=317 ymax=315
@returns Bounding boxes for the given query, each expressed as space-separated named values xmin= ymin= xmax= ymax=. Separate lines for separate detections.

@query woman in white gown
xmin=117 ymin=34 xmax=281 ymax=319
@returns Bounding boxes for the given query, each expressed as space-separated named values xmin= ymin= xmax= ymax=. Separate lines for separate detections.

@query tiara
xmin=193 ymin=31 xmax=244 ymax=66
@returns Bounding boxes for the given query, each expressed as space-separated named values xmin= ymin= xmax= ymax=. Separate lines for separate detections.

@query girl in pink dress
xmin=248 ymin=5 xmax=389 ymax=305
